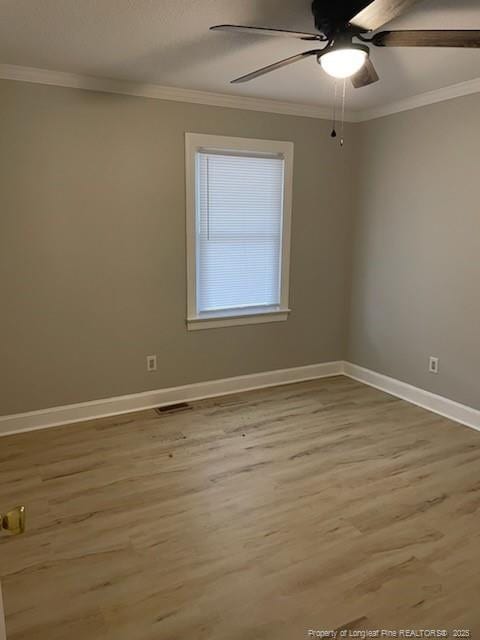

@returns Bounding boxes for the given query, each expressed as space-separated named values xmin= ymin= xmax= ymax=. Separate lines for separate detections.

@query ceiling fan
xmin=210 ymin=0 xmax=480 ymax=88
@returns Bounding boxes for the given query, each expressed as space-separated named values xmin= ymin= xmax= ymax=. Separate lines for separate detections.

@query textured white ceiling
xmin=0 ymin=0 xmax=479 ymax=111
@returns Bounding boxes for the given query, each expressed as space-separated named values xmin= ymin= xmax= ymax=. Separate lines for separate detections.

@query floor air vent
xmin=154 ymin=402 xmax=191 ymax=415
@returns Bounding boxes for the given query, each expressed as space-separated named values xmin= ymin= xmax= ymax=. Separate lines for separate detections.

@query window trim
xmin=185 ymin=133 xmax=293 ymax=331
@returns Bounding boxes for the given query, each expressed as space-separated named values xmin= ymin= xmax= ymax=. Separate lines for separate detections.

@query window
xmin=185 ymin=133 xmax=293 ymax=330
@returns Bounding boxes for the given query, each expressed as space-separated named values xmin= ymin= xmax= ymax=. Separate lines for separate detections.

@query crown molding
xmin=0 ymin=63 xmax=347 ymax=121
xmin=352 ymin=76 xmax=480 ymax=122
xmin=0 ymin=63 xmax=479 ymax=123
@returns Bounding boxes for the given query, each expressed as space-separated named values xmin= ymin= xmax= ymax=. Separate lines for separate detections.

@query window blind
xmin=196 ymin=151 xmax=285 ymax=314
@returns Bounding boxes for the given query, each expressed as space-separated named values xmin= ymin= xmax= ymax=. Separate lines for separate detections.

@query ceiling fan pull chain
xmin=340 ymin=78 xmax=347 ymax=146
xmin=331 ymin=80 xmax=338 ymax=138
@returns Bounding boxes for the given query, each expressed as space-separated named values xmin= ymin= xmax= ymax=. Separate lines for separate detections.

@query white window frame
xmin=185 ymin=133 xmax=293 ymax=331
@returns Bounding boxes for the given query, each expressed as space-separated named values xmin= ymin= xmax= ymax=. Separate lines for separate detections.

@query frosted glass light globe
xmin=320 ymin=48 xmax=367 ymax=79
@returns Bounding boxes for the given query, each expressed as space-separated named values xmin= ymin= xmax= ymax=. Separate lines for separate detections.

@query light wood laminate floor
xmin=1 ymin=376 xmax=479 ymax=639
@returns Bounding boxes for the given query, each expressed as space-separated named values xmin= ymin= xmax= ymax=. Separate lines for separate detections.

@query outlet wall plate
xmin=429 ymin=357 xmax=439 ymax=374
xmin=146 ymin=355 xmax=157 ymax=372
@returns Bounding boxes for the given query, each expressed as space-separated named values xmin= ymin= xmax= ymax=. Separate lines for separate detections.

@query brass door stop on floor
xmin=0 ymin=506 xmax=26 ymax=536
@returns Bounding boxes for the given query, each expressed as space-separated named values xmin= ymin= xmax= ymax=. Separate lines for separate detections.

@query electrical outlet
xmin=146 ymin=355 xmax=157 ymax=372
xmin=429 ymin=356 xmax=439 ymax=375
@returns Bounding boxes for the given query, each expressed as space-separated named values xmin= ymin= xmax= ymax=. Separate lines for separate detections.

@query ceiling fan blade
xmin=351 ymin=58 xmax=380 ymax=88
xmin=372 ymin=30 xmax=480 ymax=48
xmin=210 ymin=24 xmax=324 ymax=41
xmin=231 ymin=50 xmax=322 ymax=84
xmin=350 ymin=0 xmax=420 ymax=31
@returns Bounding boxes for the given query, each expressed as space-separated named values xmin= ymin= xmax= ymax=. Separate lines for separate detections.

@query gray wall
xmin=2 ymin=78 xmax=478 ymax=417
xmin=348 ymin=93 xmax=480 ymax=410
xmin=0 ymin=79 xmax=355 ymax=415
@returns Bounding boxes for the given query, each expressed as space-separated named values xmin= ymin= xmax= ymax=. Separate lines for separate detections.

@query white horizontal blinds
xmin=196 ymin=151 xmax=285 ymax=313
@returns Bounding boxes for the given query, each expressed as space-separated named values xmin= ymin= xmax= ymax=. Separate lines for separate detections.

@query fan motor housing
xmin=311 ymin=0 xmax=370 ymax=36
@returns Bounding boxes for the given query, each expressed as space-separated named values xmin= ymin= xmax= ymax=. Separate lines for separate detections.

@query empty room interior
xmin=1 ymin=0 xmax=480 ymax=638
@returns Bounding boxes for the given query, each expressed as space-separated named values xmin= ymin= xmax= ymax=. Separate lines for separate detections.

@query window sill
xmin=186 ymin=307 xmax=290 ymax=331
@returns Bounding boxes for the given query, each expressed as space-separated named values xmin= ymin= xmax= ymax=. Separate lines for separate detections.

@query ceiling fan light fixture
xmin=320 ymin=46 xmax=368 ymax=79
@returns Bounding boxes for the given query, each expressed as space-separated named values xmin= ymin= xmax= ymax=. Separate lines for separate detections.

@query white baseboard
xmin=0 ymin=361 xmax=343 ymax=437
xmin=343 ymin=362 xmax=480 ymax=432
xmin=2 ymin=360 xmax=478 ymax=437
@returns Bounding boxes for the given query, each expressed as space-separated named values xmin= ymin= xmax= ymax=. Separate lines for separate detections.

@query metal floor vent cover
xmin=154 ymin=402 xmax=191 ymax=415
